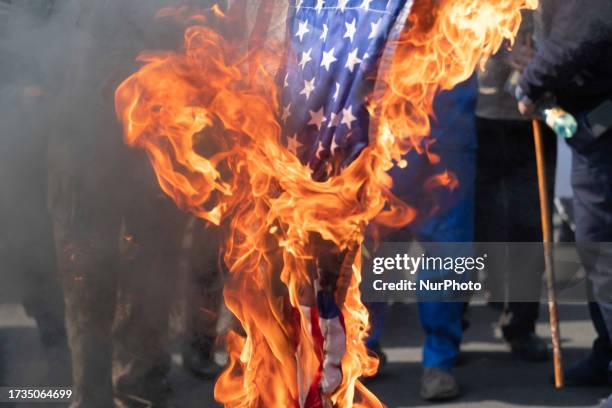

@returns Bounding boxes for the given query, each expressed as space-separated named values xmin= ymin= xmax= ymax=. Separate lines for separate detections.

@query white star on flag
xmin=330 ymin=136 xmax=339 ymax=152
xmin=296 ymin=20 xmax=309 ymax=42
xmin=344 ymin=19 xmax=357 ymax=42
xmin=281 ymin=103 xmax=292 ymax=123
xmin=369 ymin=18 xmax=382 ymax=39
xmin=320 ymin=24 xmax=328 ymax=41
xmin=345 ymin=48 xmax=362 ymax=73
xmin=300 ymin=77 xmax=316 ymax=100
xmin=308 ymin=107 xmax=327 ymax=130
xmin=320 ymin=47 xmax=337 ymax=71
xmin=315 ymin=0 xmax=325 ymax=14
xmin=341 ymin=106 xmax=357 ymax=129
xmin=329 ymin=111 xmax=341 ymax=127
xmin=338 ymin=0 xmax=349 ymax=12
xmin=287 ymin=133 xmax=302 ymax=155
xmin=362 ymin=0 xmax=373 ymax=10
xmin=298 ymin=48 xmax=313 ymax=69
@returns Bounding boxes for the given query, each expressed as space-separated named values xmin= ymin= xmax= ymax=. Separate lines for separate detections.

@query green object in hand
xmin=541 ymin=106 xmax=578 ymax=139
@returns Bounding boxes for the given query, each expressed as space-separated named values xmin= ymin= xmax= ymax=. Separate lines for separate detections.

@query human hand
xmin=518 ymin=99 xmax=536 ymax=116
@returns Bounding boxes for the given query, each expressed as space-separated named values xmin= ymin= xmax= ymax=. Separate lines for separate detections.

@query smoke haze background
xmin=0 ymin=1 xmax=199 ymax=391
xmin=0 ymin=0 xmax=192 ymax=303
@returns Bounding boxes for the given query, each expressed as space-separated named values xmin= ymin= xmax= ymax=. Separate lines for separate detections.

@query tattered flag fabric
xmin=269 ymin=0 xmax=413 ymax=405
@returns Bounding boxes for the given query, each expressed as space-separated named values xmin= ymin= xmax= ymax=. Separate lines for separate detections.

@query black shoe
xmin=182 ymin=347 xmax=223 ymax=380
xmin=563 ymin=353 xmax=612 ymax=387
xmin=507 ymin=332 xmax=549 ymax=362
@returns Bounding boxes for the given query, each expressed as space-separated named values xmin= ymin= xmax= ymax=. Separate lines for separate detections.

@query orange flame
xmin=115 ymin=0 xmax=536 ymax=406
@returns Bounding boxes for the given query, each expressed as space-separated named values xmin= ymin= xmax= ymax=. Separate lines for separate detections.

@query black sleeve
xmin=518 ymin=0 xmax=612 ymax=102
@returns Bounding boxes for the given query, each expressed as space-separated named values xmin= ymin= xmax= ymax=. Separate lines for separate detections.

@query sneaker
xmin=563 ymin=353 xmax=612 ymax=387
xmin=507 ymin=332 xmax=549 ymax=362
xmin=420 ymin=367 xmax=460 ymax=401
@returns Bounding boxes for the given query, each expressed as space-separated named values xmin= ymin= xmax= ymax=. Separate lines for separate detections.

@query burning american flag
xmin=115 ymin=0 xmax=536 ymax=406
xmin=279 ymin=0 xmax=411 ymax=180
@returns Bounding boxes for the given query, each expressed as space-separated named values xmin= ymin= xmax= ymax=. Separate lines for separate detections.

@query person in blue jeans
xmin=388 ymin=75 xmax=478 ymax=401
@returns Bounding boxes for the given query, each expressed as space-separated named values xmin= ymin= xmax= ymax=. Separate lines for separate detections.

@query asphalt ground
xmin=0 ymin=302 xmax=610 ymax=408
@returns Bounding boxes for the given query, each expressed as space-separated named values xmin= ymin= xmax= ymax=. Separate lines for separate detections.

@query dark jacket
xmin=477 ymin=11 xmax=534 ymax=121
xmin=519 ymin=0 xmax=612 ymax=115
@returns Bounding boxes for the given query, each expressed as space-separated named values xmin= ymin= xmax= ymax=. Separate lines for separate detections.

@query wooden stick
xmin=532 ymin=119 xmax=564 ymax=389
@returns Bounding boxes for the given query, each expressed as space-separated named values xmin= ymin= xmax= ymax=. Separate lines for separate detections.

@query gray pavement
xmin=0 ymin=302 xmax=610 ymax=408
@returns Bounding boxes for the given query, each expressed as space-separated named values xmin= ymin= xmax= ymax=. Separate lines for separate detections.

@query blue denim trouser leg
xmin=389 ymin=145 xmax=476 ymax=371
xmin=389 ymin=77 xmax=477 ymax=371
xmin=419 ymin=301 xmax=465 ymax=371
xmin=417 ymin=174 xmax=475 ymax=371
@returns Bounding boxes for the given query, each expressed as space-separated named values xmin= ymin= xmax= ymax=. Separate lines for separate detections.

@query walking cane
xmin=532 ymin=119 xmax=564 ymax=388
